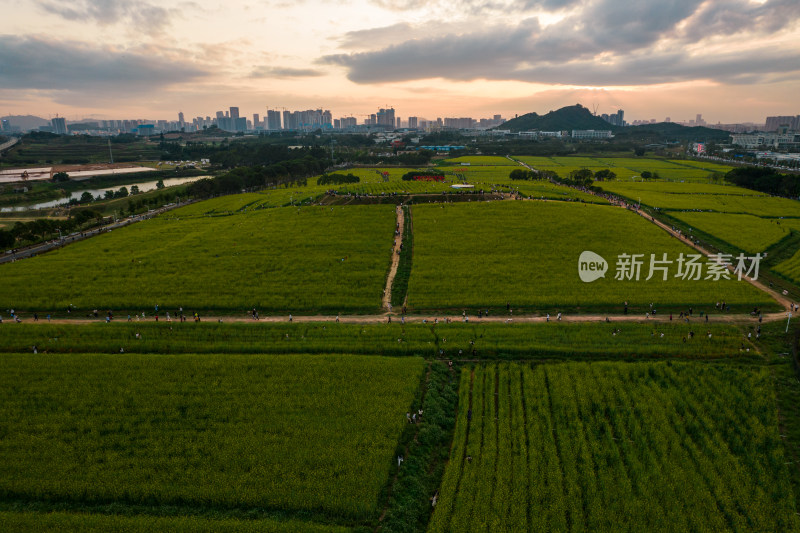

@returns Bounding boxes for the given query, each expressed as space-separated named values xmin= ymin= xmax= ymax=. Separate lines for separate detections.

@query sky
xmin=1 ymin=0 xmax=799 ymax=124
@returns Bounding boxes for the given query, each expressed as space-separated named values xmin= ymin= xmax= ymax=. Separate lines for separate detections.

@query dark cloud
xmin=0 ymin=36 xmax=208 ymax=94
xmin=323 ymin=0 xmax=800 ymax=87
xmin=35 ymin=0 xmax=172 ymax=32
xmin=250 ymin=66 xmax=324 ymax=78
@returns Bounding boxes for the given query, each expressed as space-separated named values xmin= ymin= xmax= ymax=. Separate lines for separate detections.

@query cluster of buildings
xmin=600 ymin=110 xmax=625 ymax=127
xmin=18 ymin=107 xmax=506 ymax=136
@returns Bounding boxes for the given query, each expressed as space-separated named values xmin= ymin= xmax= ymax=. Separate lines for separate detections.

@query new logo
xmin=579 ymin=251 xmax=608 ymax=283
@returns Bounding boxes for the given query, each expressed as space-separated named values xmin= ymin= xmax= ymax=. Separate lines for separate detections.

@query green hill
xmin=500 ymin=104 xmax=616 ymax=132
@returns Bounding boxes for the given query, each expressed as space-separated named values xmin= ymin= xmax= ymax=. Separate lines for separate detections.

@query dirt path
xmin=27 ymin=310 xmax=790 ymax=326
xmin=511 ymin=156 xmax=794 ymax=313
xmin=631 ymin=207 xmax=794 ymax=311
xmin=382 ymin=205 xmax=405 ymax=310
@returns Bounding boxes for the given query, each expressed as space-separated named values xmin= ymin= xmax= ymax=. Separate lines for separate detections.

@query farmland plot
xmin=406 ymin=202 xmax=774 ymax=311
xmin=428 ymin=362 xmax=799 ymax=532
xmin=669 ymin=211 xmax=800 ymax=253
xmin=0 ymin=205 xmax=395 ymax=313
xmin=0 ymin=353 xmax=424 ymax=521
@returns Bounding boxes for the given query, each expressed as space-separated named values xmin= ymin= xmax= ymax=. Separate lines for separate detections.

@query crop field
xmin=670 ymin=159 xmax=737 ymax=172
xmin=508 ymin=181 xmax=608 ymax=203
xmin=0 ymin=205 xmax=395 ymax=312
xmin=0 ymin=353 xmax=424 ymax=525
xmin=1 ymin=136 xmax=162 ymax=166
xmin=668 ymin=212 xmax=800 ymax=253
xmin=599 ymin=181 xmax=800 ymax=217
xmin=0 ymin=511 xmax=352 ymax=533
xmin=775 ymin=248 xmax=800 ymax=286
xmin=598 ymin=181 xmax=760 ymax=195
xmin=406 ymin=202 xmax=775 ymax=311
xmin=443 ymin=156 xmax=518 ymax=166
xmin=428 ymin=362 xmax=799 ymax=532
xmin=0 ymin=321 xmax=751 ymax=359
xmin=513 ymin=157 xmax=734 ymax=182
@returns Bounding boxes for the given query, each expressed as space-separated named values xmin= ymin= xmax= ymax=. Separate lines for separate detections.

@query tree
xmin=80 ymin=192 xmax=94 ymax=203
xmin=569 ymin=168 xmax=594 ymax=186
xmin=53 ymin=171 xmax=69 ymax=182
xmin=130 ymin=185 xmax=140 ymax=194
xmin=594 ymin=169 xmax=616 ymax=181
xmin=641 ymin=171 xmax=652 ymax=179
xmin=634 ymin=147 xmax=646 ymax=156
xmin=115 ymin=187 xmax=128 ymax=198
xmin=156 ymin=179 xmax=165 ymax=189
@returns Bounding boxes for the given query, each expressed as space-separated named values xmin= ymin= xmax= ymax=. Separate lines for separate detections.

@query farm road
xmin=381 ymin=205 xmax=404 ymax=310
xmin=32 ymin=310 xmax=790 ymax=326
xmin=510 ymin=155 xmax=794 ymax=313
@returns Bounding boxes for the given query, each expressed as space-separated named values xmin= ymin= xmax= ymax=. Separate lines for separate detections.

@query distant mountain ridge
xmin=500 ymin=104 xmax=616 ymax=132
xmin=1 ymin=115 xmax=50 ymax=131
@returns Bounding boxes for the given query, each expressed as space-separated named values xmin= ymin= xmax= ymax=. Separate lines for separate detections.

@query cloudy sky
xmin=1 ymin=0 xmax=799 ymax=123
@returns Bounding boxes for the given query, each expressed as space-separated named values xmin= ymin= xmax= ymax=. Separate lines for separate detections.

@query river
xmin=1 ymin=176 xmax=206 ymax=212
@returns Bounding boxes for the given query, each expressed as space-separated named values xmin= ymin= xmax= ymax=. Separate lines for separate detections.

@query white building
xmin=571 ymin=130 xmax=613 ymax=140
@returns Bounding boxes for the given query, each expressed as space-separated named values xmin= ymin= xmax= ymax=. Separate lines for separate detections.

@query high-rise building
xmin=267 ymin=110 xmax=282 ymax=130
xmin=765 ymin=115 xmax=799 ymax=131
xmin=229 ymin=107 xmax=240 ymax=120
xmin=178 ymin=111 xmax=185 ymax=125
xmin=408 ymin=117 xmax=418 ymax=129
xmin=51 ymin=117 xmax=67 ymax=135
xmin=283 ymin=110 xmax=292 ymax=130
xmin=397 ymin=117 xmax=402 ymax=128
xmin=695 ymin=114 xmax=705 ymax=126
xmin=253 ymin=113 xmax=260 ymax=129
xmin=376 ymin=108 xmax=395 ymax=128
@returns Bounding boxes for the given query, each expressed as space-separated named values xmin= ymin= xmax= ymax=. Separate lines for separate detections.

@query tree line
xmin=725 ymin=167 xmax=800 ymax=198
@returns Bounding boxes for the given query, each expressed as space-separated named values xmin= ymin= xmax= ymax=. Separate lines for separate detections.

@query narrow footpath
xmin=382 ymin=205 xmax=405 ymax=311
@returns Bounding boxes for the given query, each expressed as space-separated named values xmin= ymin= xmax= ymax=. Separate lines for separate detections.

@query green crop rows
xmin=429 ymin=362 xmax=799 ymax=532
xmin=0 ymin=511 xmax=351 ymax=533
xmin=0 ymin=353 xmax=423 ymax=523
xmin=0 ymin=321 xmax=753 ymax=359
xmin=0 ymin=205 xmax=395 ymax=313
xmin=668 ymin=212 xmax=800 ymax=253
xmin=599 ymin=181 xmax=799 ymax=217
xmin=406 ymin=202 xmax=774 ymax=311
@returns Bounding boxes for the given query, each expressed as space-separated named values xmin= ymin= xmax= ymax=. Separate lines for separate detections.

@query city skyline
xmin=1 ymin=0 xmax=799 ymax=123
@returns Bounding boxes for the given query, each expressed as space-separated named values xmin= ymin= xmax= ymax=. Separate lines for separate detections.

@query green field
xmin=428 ymin=362 xmax=799 ymax=532
xmin=0 ymin=353 xmax=423 ymax=523
xmin=1 ymin=136 xmax=162 ymax=166
xmin=406 ymin=202 xmax=774 ymax=311
xmin=598 ymin=181 xmax=800 ymax=217
xmin=775 ymin=248 xmax=800 ymax=286
xmin=0 ymin=205 xmax=395 ymax=313
xmin=442 ymin=156 xmax=519 ymax=166
xmin=0 ymin=511 xmax=351 ymax=533
xmin=0 ymin=321 xmax=753 ymax=359
xmin=512 ymin=156 xmax=734 ymax=182
xmin=668 ymin=212 xmax=800 ymax=253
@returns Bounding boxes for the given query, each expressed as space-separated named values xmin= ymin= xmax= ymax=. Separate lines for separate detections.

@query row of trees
xmin=187 ymin=155 xmax=326 ymax=199
xmin=0 ymin=208 xmax=102 ymax=249
xmin=317 ymin=173 xmax=360 ymax=185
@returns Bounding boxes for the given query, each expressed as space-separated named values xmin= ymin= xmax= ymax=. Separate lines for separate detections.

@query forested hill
xmin=499 ymin=104 xmax=732 ymax=143
xmin=500 ymin=104 xmax=617 ymax=132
